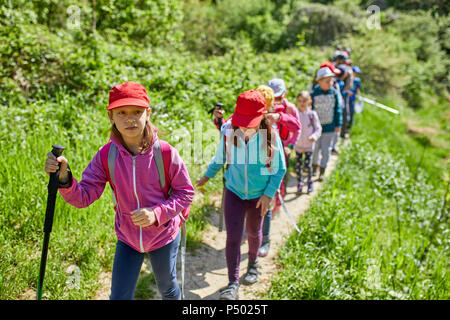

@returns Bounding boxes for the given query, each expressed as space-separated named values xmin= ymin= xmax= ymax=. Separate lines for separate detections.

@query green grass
xmin=267 ymin=101 xmax=449 ymax=300
xmin=0 ymin=25 xmax=326 ymax=298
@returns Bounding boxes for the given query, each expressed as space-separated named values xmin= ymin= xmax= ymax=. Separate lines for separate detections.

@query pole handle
xmin=44 ymin=145 xmax=65 ymax=233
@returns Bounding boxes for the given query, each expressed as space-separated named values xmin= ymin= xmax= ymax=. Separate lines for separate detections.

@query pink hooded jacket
xmin=58 ymin=133 xmax=195 ymax=253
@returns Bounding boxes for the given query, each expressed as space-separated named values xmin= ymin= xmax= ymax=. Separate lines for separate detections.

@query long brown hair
xmin=111 ymin=120 xmax=156 ymax=154
xmin=231 ymin=116 xmax=275 ymax=157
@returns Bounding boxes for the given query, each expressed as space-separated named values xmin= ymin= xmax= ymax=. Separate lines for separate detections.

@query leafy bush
xmin=268 ymin=103 xmax=449 ymax=300
xmin=283 ymin=2 xmax=361 ymax=47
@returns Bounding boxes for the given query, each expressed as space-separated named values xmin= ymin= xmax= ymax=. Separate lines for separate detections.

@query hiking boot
xmin=242 ymin=260 xmax=261 ymax=285
xmin=258 ymin=240 xmax=270 ymax=257
xmin=297 ymin=181 xmax=304 ymax=194
xmin=318 ymin=167 xmax=325 ymax=181
xmin=312 ymin=164 xmax=319 ymax=177
xmin=219 ymin=282 xmax=239 ymax=300
xmin=307 ymin=181 xmax=314 ymax=193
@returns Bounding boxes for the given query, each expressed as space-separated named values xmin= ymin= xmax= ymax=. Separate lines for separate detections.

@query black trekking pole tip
xmin=51 ymin=145 xmax=65 ymax=157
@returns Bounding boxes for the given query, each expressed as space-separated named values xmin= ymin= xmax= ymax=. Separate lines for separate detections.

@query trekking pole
xmin=179 ymin=213 xmax=187 ymax=300
xmin=215 ymin=102 xmax=225 ymax=232
xmin=276 ymin=190 xmax=301 ymax=234
xmin=357 ymin=95 xmax=400 ymax=114
xmin=37 ymin=145 xmax=65 ymax=300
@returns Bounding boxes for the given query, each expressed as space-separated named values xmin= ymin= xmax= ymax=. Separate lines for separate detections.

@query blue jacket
xmin=349 ymin=77 xmax=361 ymax=102
xmin=312 ymin=84 xmax=342 ymax=133
xmin=205 ymin=126 xmax=286 ymax=200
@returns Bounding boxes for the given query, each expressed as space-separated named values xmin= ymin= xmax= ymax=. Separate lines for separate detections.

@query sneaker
xmin=312 ymin=164 xmax=319 ymax=177
xmin=297 ymin=181 xmax=304 ymax=194
xmin=258 ymin=240 xmax=270 ymax=257
xmin=307 ymin=181 xmax=313 ymax=193
xmin=219 ymin=282 xmax=239 ymax=300
xmin=242 ymin=260 xmax=261 ymax=285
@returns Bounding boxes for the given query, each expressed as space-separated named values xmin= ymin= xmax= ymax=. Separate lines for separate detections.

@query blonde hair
xmin=297 ymin=91 xmax=312 ymax=109
xmin=255 ymin=85 xmax=275 ymax=109
xmin=297 ymin=90 xmax=311 ymax=101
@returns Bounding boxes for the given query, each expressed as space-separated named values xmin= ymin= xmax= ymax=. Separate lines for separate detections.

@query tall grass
xmin=267 ymin=102 xmax=449 ymax=300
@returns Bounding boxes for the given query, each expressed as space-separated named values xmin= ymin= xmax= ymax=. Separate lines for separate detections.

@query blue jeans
xmin=348 ymin=99 xmax=355 ymax=127
xmin=110 ymin=232 xmax=181 ymax=300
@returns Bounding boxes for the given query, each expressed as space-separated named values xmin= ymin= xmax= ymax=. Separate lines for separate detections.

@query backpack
xmin=274 ymin=100 xmax=290 ymax=140
xmin=99 ymin=139 xmax=188 ymax=299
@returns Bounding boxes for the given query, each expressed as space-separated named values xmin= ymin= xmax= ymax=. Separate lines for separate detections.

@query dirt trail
xmin=94 ymin=141 xmax=345 ymax=300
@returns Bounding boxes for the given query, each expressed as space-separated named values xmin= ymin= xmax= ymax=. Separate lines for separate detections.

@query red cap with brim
xmin=230 ymin=90 xmax=267 ymax=128
xmin=231 ymin=113 xmax=265 ymax=128
xmin=320 ymin=61 xmax=341 ymax=75
xmin=107 ymin=97 xmax=150 ymax=110
xmin=107 ymin=82 xmax=151 ymax=111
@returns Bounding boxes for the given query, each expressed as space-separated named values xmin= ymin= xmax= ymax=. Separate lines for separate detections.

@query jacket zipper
xmin=244 ymin=139 xmax=248 ymax=199
xmin=132 ymin=156 xmax=144 ymax=253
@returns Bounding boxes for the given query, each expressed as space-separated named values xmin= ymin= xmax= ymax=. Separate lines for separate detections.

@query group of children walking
xmin=44 ymin=46 xmax=361 ymax=300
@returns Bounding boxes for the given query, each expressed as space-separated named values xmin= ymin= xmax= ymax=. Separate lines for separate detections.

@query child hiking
xmin=44 ymin=82 xmax=195 ymax=300
xmin=289 ymin=91 xmax=322 ymax=194
xmin=210 ymin=84 xmax=299 ymax=258
xmin=311 ymin=67 xmax=342 ymax=181
xmin=197 ymin=90 xmax=286 ymax=300
xmin=309 ymin=61 xmax=343 ymax=155
xmin=348 ymin=65 xmax=362 ymax=130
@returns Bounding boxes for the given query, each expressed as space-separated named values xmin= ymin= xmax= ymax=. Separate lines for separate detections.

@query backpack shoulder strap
xmin=308 ymin=113 xmax=316 ymax=132
xmin=223 ymin=135 xmax=230 ymax=171
xmin=154 ymin=139 xmax=172 ymax=198
xmin=100 ymin=141 xmax=119 ymax=207
xmin=100 ymin=141 xmax=117 ymax=188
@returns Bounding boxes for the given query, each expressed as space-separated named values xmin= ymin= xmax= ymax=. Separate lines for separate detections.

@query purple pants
xmin=224 ymin=188 xmax=264 ymax=283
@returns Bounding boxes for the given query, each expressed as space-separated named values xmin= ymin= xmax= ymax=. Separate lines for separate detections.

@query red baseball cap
xmin=107 ymin=82 xmax=150 ymax=110
xmin=231 ymin=90 xmax=267 ymax=128
xmin=320 ymin=61 xmax=342 ymax=75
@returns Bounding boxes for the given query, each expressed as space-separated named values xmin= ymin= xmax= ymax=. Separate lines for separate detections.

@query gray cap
xmin=268 ymin=78 xmax=286 ymax=97
xmin=316 ymin=67 xmax=335 ymax=80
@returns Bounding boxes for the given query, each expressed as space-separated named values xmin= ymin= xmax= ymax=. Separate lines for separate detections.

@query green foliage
xmin=1 ymin=0 xmax=447 ymax=300
xmin=93 ymin=0 xmax=184 ymax=46
xmin=268 ymin=104 xmax=449 ymax=300
xmin=283 ymin=1 xmax=361 ymax=47
xmin=339 ymin=9 xmax=449 ymax=108
xmin=0 ymin=1 xmax=321 ymax=297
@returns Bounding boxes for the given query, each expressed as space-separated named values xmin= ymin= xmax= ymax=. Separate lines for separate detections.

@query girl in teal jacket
xmin=197 ymin=90 xmax=286 ymax=300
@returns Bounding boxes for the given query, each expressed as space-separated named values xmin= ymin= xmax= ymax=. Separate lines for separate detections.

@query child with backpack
xmin=44 ymin=82 xmax=195 ymax=300
xmin=259 ymin=82 xmax=300 ymax=258
xmin=267 ymin=78 xmax=299 ymax=210
xmin=196 ymin=90 xmax=286 ymax=300
xmin=348 ymin=66 xmax=362 ymax=129
xmin=311 ymin=67 xmax=342 ymax=181
xmin=289 ymin=91 xmax=322 ymax=194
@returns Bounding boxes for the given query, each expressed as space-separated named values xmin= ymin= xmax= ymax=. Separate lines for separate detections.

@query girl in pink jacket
xmin=44 ymin=82 xmax=194 ymax=300
xmin=289 ymin=91 xmax=322 ymax=194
